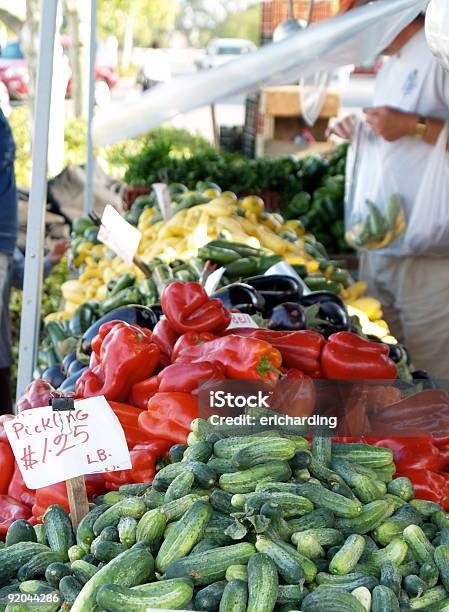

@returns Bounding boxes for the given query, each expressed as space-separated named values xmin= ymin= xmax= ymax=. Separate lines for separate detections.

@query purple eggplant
xmin=42 ymin=365 xmax=65 ymax=389
xmin=268 ymin=302 xmax=307 ymax=331
xmin=212 ymin=283 xmax=265 ymax=315
xmin=305 ymin=300 xmax=349 ymax=337
xmin=244 ymin=275 xmax=303 ymax=314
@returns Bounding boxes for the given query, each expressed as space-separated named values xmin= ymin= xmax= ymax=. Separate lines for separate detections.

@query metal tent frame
xmin=15 ymin=0 xmax=424 ymax=401
xmin=16 ymin=0 xmax=97 ymax=400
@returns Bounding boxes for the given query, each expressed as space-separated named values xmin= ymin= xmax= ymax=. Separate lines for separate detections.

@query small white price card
xmin=98 ymin=205 xmax=142 ymax=264
xmin=227 ymin=312 xmax=259 ymax=330
xmin=5 ymin=397 xmax=132 ymax=489
xmin=152 ymin=183 xmax=172 ymax=220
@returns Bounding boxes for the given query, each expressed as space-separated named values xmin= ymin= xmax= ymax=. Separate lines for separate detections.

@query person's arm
xmin=364 ymin=106 xmax=447 ymax=146
xmin=11 ymin=239 xmax=70 ymax=290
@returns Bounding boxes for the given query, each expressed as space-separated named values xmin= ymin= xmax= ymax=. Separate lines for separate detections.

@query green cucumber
xmin=91 ymin=539 xmax=126 ymax=563
xmin=165 ymin=542 xmax=256 ymax=585
xmin=5 ymin=521 xmax=37 ymax=547
xmin=43 ymin=505 xmax=75 ymax=559
xmin=207 ymin=458 xmax=236 ymax=475
xmin=182 ymin=440 xmax=213 ymax=463
xmin=17 ymin=550 xmax=65 ymax=581
xmin=302 ymin=587 xmax=366 ymax=612
xmin=136 ymin=508 xmax=166 ymax=552
xmin=210 ymin=489 xmax=234 ymax=514
xmin=169 ymin=443 xmax=187 ymax=463
xmin=409 ymin=586 xmax=447 ymax=609
xmin=380 ymin=560 xmax=401 ymax=596
xmin=266 ymin=539 xmax=317 ymax=583
xmin=164 ymin=469 xmax=194 ymax=503
xmin=226 ymin=565 xmax=248 ymax=582
xmin=194 ymin=581 xmax=227 ymax=611
xmin=434 ymin=545 xmax=449 ymax=590
xmin=387 ymin=478 xmax=415 ymax=501
xmin=332 ymin=444 xmax=393 ymax=468
xmin=294 ymin=533 xmax=325 ymax=559
xmin=219 ymin=461 xmax=292 ymax=494
xmin=336 ymin=500 xmax=394 ymax=535
xmin=118 ymin=517 xmax=138 ymax=548
xmin=76 ymin=504 xmax=109 ymax=551
xmin=93 ymin=498 xmax=146 ymax=535
xmin=96 ymin=577 xmax=194 ymax=612
xmin=68 ymin=544 xmax=86 ymax=562
xmin=159 ymin=493 xmax=206 ymax=522
xmin=288 ymin=508 xmax=335 ymax=532
xmin=410 ymin=499 xmax=441 ymax=517
xmin=156 ymin=500 xmax=212 ymax=572
xmin=297 ymin=482 xmax=362 ymax=518
xmin=232 ymin=438 xmax=296 ymax=469
xmin=142 ymin=490 xmax=165 ymax=510
xmin=292 ymin=528 xmax=344 ymax=547
xmin=369 ymin=538 xmax=409 ymax=567
xmin=404 ymin=574 xmax=427 ymax=598
xmin=255 ymin=536 xmax=306 ymax=585
xmin=372 ymin=585 xmax=400 ymax=612
xmin=329 ymin=535 xmax=365 ymax=575
xmin=312 ymin=435 xmax=332 ymax=467
xmin=70 ymin=547 xmax=154 ymax=612
xmin=316 ymin=572 xmax=378 ymax=591
xmin=213 ymin=433 xmax=281 ymax=459
xmin=247 ymin=553 xmax=278 ymax=612
xmin=219 ymin=579 xmax=248 ymax=612
xmin=403 ymin=524 xmax=434 ymax=564
xmin=59 ymin=575 xmax=83 ymax=606
xmin=45 ymin=561 xmax=72 ymax=587
xmin=70 ymin=559 xmax=98 ymax=585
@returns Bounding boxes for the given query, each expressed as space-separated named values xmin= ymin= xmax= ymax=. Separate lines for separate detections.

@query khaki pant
xmin=359 ymin=253 xmax=449 ymax=379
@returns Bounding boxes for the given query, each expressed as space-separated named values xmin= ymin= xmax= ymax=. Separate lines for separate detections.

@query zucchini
xmin=5 ymin=521 xmax=37 ymax=547
xmin=118 ymin=517 xmax=138 ymax=548
xmin=302 ymin=587 xmax=366 ymax=612
xmin=387 ymin=478 xmax=415 ymax=501
xmin=43 ymin=505 xmax=75 ymax=559
xmin=255 ymin=536 xmax=306 ymax=585
xmin=226 ymin=565 xmax=248 ymax=582
xmin=45 ymin=561 xmax=72 ymax=587
xmin=17 ymin=550 xmax=65 ymax=581
xmin=164 ymin=469 xmax=194 ymax=503
xmin=59 ymin=575 xmax=83 ymax=606
xmin=372 ymin=584 xmax=400 ymax=612
xmin=297 ymin=482 xmax=362 ymax=518
xmin=165 ymin=542 xmax=256 ymax=585
xmin=330 ymin=535 xmax=366 ymax=575
xmin=194 ymin=581 xmax=227 ymax=611
xmin=247 ymin=553 xmax=278 ymax=612
xmin=219 ymin=461 xmax=292 ymax=494
xmin=70 ymin=559 xmax=98 ymax=585
xmin=219 ymin=579 xmax=248 ymax=612
xmin=70 ymin=547 xmax=154 ymax=612
xmin=136 ymin=508 xmax=166 ymax=552
xmin=232 ymin=438 xmax=296 ymax=469
xmin=156 ymin=500 xmax=212 ymax=572
xmin=93 ymin=498 xmax=146 ymax=535
xmin=332 ymin=443 xmax=393 ymax=468
xmin=96 ymin=577 xmax=194 ymax=611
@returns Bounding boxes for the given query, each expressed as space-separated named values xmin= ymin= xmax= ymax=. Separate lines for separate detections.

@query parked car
xmin=0 ymin=38 xmax=119 ymax=105
xmin=199 ymin=38 xmax=257 ymax=70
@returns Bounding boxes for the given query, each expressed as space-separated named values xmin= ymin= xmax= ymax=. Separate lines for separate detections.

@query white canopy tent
xmin=16 ymin=0 xmax=425 ymax=400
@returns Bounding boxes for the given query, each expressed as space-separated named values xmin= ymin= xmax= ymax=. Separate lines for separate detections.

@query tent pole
xmin=84 ymin=0 xmax=96 ymax=215
xmin=16 ymin=0 xmax=58 ymax=402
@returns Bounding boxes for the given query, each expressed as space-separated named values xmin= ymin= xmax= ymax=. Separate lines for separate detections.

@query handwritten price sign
xmin=98 ymin=205 xmax=142 ymax=264
xmin=4 ymin=397 xmax=131 ymax=489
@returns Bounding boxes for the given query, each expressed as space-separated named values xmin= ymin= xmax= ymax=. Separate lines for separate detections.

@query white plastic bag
xmin=426 ymin=0 xmax=449 ymax=73
xmin=405 ymin=123 xmax=449 ymax=255
xmin=299 ymin=71 xmax=332 ymax=127
xmin=345 ymin=121 xmax=406 ymax=252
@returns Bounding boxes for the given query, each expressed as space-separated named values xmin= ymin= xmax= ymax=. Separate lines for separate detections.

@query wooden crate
xmin=262 ymin=86 xmax=340 ymax=118
xmin=260 ymin=0 xmax=338 ymax=39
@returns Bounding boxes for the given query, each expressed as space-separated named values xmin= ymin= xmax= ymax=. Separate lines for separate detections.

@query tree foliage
xmin=214 ymin=4 xmax=260 ymax=45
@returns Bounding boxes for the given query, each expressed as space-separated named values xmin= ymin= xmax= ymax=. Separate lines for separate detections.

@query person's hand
xmin=48 ymin=239 xmax=71 ymax=265
xmin=364 ymin=106 xmax=418 ymax=142
xmin=326 ymin=114 xmax=358 ymax=141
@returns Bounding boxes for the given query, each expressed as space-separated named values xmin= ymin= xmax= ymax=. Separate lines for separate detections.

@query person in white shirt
xmin=330 ymin=10 xmax=449 ymax=378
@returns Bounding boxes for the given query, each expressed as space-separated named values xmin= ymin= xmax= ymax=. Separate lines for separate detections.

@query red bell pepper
xmin=152 ymin=318 xmax=180 ymax=363
xmin=76 ymin=321 xmax=160 ymax=401
xmin=32 ymin=476 xmax=106 ymax=520
xmin=129 ymin=376 xmax=160 ymax=410
xmin=171 ymin=331 xmax=216 ymax=363
xmin=270 ymin=369 xmax=316 ymax=418
xmin=138 ymin=392 xmax=198 ymax=444
xmin=16 ymin=380 xmax=60 ymax=412
xmin=8 ymin=464 xmax=36 ymax=508
xmin=161 ymin=282 xmax=230 ymax=334
xmin=0 ymin=415 xmax=13 ymax=444
xmin=321 ymin=332 xmax=397 ymax=380
xmin=370 ymin=436 xmax=449 ymax=473
xmin=158 ymin=361 xmax=225 ymax=394
xmin=102 ymin=439 xmax=171 ymax=486
xmin=108 ymin=401 xmax=148 ymax=448
xmin=398 ymin=469 xmax=449 ymax=510
xmin=177 ymin=335 xmax=283 ymax=383
xmin=0 ymin=442 xmax=14 ymax=495
xmin=226 ymin=329 xmax=324 ymax=374
xmin=0 ymin=495 xmax=31 ymax=535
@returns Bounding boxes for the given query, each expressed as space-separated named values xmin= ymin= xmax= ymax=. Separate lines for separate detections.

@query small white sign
xmin=264 ymin=261 xmax=311 ymax=295
xmin=227 ymin=312 xmax=259 ymax=330
xmin=152 ymin=183 xmax=172 ymax=220
xmin=98 ymin=205 xmax=142 ymax=264
xmin=5 ymin=397 xmax=132 ymax=489
xmin=204 ymin=267 xmax=226 ymax=296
